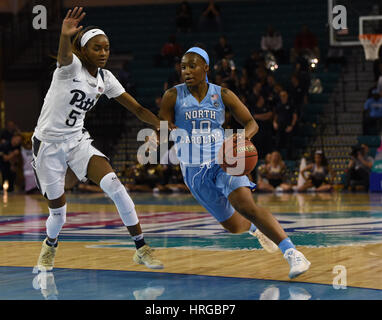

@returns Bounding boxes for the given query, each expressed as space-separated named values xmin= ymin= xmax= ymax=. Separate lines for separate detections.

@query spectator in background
xmin=20 ymin=134 xmax=38 ymax=193
xmin=261 ymin=25 xmax=285 ymax=63
xmin=273 ymin=83 xmax=283 ymax=97
xmin=293 ymin=56 xmax=311 ymax=95
xmin=0 ymin=133 xmax=23 ymax=192
xmin=244 ymin=50 xmax=264 ymax=79
xmin=124 ymin=163 xmax=152 ymax=192
xmin=266 ymin=80 xmax=284 ymax=110
xmin=345 ymin=144 xmax=374 ymax=191
xmin=375 ymin=60 xmax=382 ymax=94
xmin=254 ymin=66 xmax=268 ymax=86
xmin=236 ymin=74 xmax=251 ymax=100
xmin=118 ymin=60 xmax=137 ymax=98
xmin=250 ymin=95 xmax=273 ymax=159
xmin=378 ymin=74 xmax=382 ymax=94
xmin=373 ymin=58 xmax=382 ymax=83
xmin=247 ymin=81 xmax=264 ymax=107
xmin=273 ymin=90 xmax=298 ymax=160
xmin=154 ymin=34 xmax=183 ymax=67
xmin=214 ymin=73 xmax=223 ymax=86
xmin=291 ymin=25 xmax=320 ymax=64
xmin=214 ymin=57 xmax=237 ymax=91
xmin=198 ymin=0 xmax=222 ymax=32
xmin=214 ymin=35 xmax=234 ymax=61
xmin=363 ymin=88 xmax=382 ymax=135
xmin=213 ymin=36 xmax=236 ymax=77
xmin=288 ymin=74 xmax=308 ymax=118
xmin=262 ymin=74 xmax=277 ymax=102
xmin=164 ymin=58 xmax=182 ymax=91
xmin=268 ymin=83 xmax=283 ymax=109
xmin=297 ymin=150 xmax=335 ymax=192
xmin=124 ymin=163 xmax=169 ymax=193
xmin=160 ymin=165 xmax=189 ymax=193
xmin=0 ymin=120 xmax=20 ymax=144
xmin=258 ymin=151 xmax=292 ymax=192
xmin=255 ymin=153 xmax=272 ymax=192
xmin=176 ymin=1 xmax=193 ymax=33
xmin=76 ymin=181 xmax=103 ymax=193
xmin=158 ymin=144 xmax=189 ymax=193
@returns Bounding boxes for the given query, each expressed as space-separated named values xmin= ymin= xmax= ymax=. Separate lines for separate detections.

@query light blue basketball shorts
xmin=180 ymin=162 xmax=256 ymax=222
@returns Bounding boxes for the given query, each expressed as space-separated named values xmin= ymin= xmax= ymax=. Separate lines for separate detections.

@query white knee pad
xmin=46 ymin=204 xmax=67 ymax=239
xmin=100 ymin=172 xmax=139 ymax=226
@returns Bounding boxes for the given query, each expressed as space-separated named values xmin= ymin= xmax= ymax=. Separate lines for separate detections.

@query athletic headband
xmin=185 ymin=47 xmax=209 ymax=83
xmin=185 ymin=47 xmax=210 ymax=65
xmin=81 ymin=29 xmax=107 ymax=47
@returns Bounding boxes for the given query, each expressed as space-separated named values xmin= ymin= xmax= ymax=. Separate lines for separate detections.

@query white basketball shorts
xmin=31 ymin=131 xmax=107 ymax=200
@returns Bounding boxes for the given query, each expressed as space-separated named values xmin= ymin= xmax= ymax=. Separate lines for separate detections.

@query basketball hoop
xmin=359 ymin=34 xmax=382 ymax=61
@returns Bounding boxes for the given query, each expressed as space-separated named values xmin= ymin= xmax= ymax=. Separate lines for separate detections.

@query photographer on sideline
xmin=344 ymin=144 xmax=374 ymax=191
xmin=0 ymin=133 xmax=23 ymax=192
xmin=363 ymin=88 xmax=382 ymax=135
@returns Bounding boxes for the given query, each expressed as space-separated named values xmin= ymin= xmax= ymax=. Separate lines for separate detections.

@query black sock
xmin=46 ymin=238 xmax=58 ymax=247
xmin=132 ymin=234 xmax=146 ymax=249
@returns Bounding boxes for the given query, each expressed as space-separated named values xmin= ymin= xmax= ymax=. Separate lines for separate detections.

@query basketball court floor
xmin=1 ymin=191 xmax=382 ymax=300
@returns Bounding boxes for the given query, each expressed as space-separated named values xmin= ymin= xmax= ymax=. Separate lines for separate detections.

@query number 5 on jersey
xmin=66 ymin=110 xmax=81 ymax=127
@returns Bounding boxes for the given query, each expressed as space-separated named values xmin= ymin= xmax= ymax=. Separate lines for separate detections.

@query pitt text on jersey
xmin=69 ymin=89 xmax=96 ymax=112
xmin=65 ymin=89 xmax=96 ymax=127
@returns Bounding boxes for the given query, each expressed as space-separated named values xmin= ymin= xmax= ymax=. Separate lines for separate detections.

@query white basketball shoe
xmin=284 ymin=248 xmax=311 ymax=279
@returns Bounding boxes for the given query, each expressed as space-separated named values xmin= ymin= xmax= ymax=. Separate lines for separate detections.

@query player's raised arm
xmin=114 ymin=92 xmax=161 ymax=130
xmin=57 ymin=7 xmax=86 ymax=66
xmin=221 ymin=87 xmax=259 ymax=139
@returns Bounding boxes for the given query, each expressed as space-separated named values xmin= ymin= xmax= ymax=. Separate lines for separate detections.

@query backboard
xmin=328 ymin=0 xmax=382 ymax=46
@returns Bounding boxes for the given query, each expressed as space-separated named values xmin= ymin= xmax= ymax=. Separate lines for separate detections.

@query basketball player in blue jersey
xmin=33 ymin=7 xmax=165 ymax=271
xmin=159 ymin=46 xmax=311 ymax=278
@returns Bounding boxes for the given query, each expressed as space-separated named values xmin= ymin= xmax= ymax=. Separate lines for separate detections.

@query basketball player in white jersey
xmin=33 ymin=7 xmax=165 ymax=271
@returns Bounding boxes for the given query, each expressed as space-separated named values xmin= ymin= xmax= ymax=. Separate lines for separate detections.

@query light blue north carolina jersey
xmin=172 ymin=83 xmax=225 ymax=165
xmin=171 ymin=83 xmax=256 ymax=222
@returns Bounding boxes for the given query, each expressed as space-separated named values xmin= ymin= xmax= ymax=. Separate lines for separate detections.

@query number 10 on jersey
xmin=192 ymin=120 xmax=211 ymax=134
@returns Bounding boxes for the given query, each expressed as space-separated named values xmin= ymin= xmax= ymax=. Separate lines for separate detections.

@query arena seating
xmin=77 ymin=0 xmax=343 ymax=185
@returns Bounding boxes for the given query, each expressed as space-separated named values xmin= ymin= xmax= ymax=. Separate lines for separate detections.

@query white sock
xmin=46 ymin=204 xmax=67 ymax=239
xmin=100 ymin=172 xmax=139 ymax=226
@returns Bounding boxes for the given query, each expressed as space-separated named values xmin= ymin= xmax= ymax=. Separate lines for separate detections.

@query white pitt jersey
xmin=34 ymin=54 xmax=125 ymax=142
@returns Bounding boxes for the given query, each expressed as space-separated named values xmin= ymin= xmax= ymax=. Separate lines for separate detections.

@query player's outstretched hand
xmin=62 ymin=7 xmax=86 ymax=37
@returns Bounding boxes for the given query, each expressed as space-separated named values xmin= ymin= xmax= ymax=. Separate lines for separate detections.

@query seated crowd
xmin=255 ymin=149 xmax=335 ymax=193
xmin=0 ymin=120 xmax=37 ymax=194
xmin=2 ymin=19 xmax=379 ymax=195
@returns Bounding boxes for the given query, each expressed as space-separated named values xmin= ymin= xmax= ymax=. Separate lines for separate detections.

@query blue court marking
xmin=1 ymin=266 xmax=381 ymax=300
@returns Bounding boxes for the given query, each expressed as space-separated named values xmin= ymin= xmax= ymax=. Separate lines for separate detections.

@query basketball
xmin=219 ymin=136 xmax=258 ymax=176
